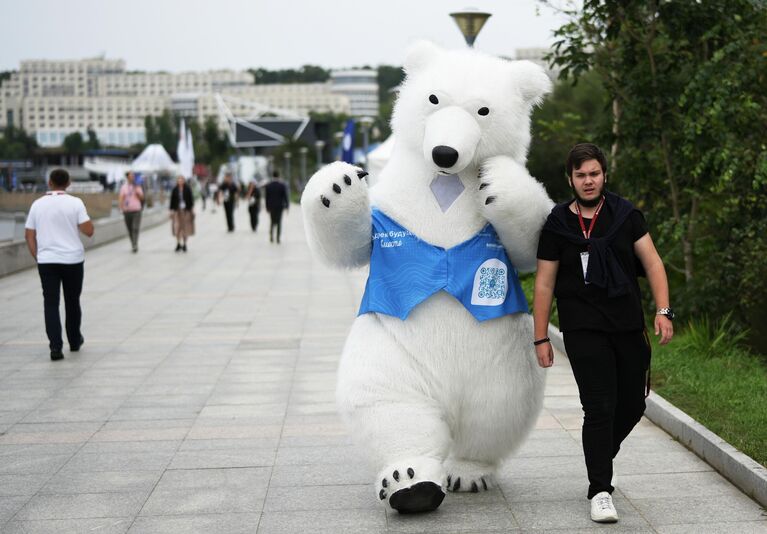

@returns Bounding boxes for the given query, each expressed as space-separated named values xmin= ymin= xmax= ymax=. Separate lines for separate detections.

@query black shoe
xmin=175 ymin=244 xmax=182 ymax=252
xmin=50 ymin=350 xmax=64 ymax=361
xmin=70 ymin=335 xmax=84 ymax=352
xmin=132 ymin=246 xmax=138 ymax=253
xmin=182 ymin=244 xmax=187 ymax=252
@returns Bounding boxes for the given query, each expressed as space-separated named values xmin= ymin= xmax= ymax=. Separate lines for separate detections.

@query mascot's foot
xmin=443 ymin=458 xmax=495 ymax=493
xmin=377 ymin=457 xmax=446 ymax=514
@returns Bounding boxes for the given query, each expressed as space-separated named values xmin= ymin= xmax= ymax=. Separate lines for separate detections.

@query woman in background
xmin=169 ymin=175 xmax=194 ymax=252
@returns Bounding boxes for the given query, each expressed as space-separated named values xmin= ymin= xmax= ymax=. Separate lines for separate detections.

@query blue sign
xmin=341 ymin=119 xmax=355 ymax=163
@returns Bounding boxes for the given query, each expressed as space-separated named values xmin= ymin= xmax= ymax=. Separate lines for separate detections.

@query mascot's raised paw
xmin=377 ymin=459 xmax=446 ymax=514
xmin=300 ymin=161 xmax=373 ymax=269
xmin=477 ymin=156 xmax=536 ymax=213
xmin=305 ymin=161 xmax=368 ymax=211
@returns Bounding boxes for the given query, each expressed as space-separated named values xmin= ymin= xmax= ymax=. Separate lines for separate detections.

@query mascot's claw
xmin=444 ymin=459 xmax=494 ymax=493
xmin=316 ymin=168 xmax=368 ymax=209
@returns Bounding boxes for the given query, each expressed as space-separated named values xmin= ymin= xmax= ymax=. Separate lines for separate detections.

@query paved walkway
xmin=0 ymin=205 xmax=765 ymax=534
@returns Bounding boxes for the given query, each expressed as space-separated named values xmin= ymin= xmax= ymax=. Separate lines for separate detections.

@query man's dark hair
xmin=272 ymin=170 xmax=279 ymax=178
xmin=566 ymin=143 xmax=608 ymax=178
xmin=49 ymin=168 xmax=70 ymax=187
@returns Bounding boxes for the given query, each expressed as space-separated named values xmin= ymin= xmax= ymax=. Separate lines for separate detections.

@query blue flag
xmin=341 ymin=119 xmax=355 ymax=163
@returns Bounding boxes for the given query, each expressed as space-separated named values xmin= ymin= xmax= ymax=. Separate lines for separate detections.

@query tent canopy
xmin=131 ymin=144 xmax=177 ymax=174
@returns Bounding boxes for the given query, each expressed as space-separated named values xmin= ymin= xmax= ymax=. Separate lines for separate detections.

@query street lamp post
xmin=449 ymin=8 xmax=492 ymax=47
xmin=359 ymin=116 xmax=374 ymax=168
xmin=334 ymin=131 xmax=344 ymax=161
xmin=314 ymin=139 xmax=325 ymax=171
xmin=283 ymin=152 xmax=292 ymax=196
xmin=299 ymin=146 xmax=308 ymax=192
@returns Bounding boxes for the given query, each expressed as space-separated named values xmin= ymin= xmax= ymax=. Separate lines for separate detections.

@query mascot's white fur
xmin=301 ymin=41 xmax=553 ymax=514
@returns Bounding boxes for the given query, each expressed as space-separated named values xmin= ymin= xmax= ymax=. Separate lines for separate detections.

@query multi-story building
xmin=329 ymin=69 xmax=379 ymax=118
xmin=0 ymin=57 xmax=357 ymax=147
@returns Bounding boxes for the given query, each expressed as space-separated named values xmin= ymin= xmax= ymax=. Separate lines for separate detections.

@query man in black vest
xmin=533 ymin=143 xmax=674 ymax=524
xmin=264 ymin=170 xmax=289 ymax=244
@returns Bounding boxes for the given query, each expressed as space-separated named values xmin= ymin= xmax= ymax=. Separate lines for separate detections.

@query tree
xmin=0 ymin=125 xmax=38 ymax=159
xmin=527 ymin=70 xmax=611 ymax=201
xmin=144 ymin=110 xmax=179 ymax=156
xmin=85 ymin=128 xmax=101 ymax=150
xmin=248 ymin=66 xmax=330 ymax=84
xmin=198 ymin=116 xmax=232 ymax=173
xmin=62 ymin=132 xmax=84 ymax=155
xmin=545 ymin=0 xmax=767 ymax=342
xmin=376 ymin=65 xmax=405 ymax=139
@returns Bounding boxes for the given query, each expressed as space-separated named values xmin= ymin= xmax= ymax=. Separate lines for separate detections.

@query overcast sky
xmin=1 ymin=1 xmax=569 ymax=72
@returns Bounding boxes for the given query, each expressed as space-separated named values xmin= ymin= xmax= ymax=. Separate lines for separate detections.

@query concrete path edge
xmin=547 ymin=324 xmax=767 ymax=508
xmin=0 ymin=206 xmax=169 ymax=277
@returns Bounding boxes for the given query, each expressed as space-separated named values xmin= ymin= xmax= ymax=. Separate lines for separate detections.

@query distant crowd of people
xmin=24 ymin=166 xmax=292 ymax=361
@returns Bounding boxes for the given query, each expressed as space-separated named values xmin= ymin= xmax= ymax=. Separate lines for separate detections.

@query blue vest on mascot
xmin=358 ymin=208 xmax=529 ymax=321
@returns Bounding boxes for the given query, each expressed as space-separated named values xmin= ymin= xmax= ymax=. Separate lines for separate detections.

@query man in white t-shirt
xmin=25 ymin=169 xmax=95 ymax=361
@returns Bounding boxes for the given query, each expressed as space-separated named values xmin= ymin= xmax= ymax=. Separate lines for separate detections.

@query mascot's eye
xmin=478 ymin=107 xmax=490 ymax=116
xmin=429 ymin=94 xmax=439 ymax=105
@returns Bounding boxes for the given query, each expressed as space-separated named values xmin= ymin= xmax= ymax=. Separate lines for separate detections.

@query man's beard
xmin=572 ymin=184 xmax=605 ymax=208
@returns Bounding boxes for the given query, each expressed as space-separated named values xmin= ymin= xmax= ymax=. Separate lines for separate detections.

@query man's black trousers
xmin=562 ymin=329 xmax=650 ymax=499
xmin=269 ymin=209 xmax=284 ymax=243
xmin=37 ymin=262 xmax=84 ymax=351
xmin=248 ymin=205 xmax=259 ymax=231
xmin=224 ymin=201 xmax=235 ymax=231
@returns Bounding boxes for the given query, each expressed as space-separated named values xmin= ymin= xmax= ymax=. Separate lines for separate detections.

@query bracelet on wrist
xmin=533 ymin=337 xmax=550 ymax=346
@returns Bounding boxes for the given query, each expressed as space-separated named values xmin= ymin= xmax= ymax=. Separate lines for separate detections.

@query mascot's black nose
xmin=432 ymin=145 xmax=459 ymax=168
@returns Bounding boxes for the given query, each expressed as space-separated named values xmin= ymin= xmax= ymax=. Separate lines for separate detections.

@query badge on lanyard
xmin=580 ymin=251 xmax=590 ymax=283
xmin=575 ymin=197 xmax=605 ymax=284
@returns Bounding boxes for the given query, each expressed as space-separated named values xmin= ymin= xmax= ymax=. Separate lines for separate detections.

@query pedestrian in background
xmin=217 ymin=172 xmax=239 ymax=232
xmin=264 ymin=170 xmax=289 ymax=244
xmin=246 ymin=177 xmax=261 ymax=232
xmin=24 ymin=168 xmax=94 ymax=361
xmin=169 ymin=175 xmax=194 ymax=252
xmin=118 ymin=171 xmax=143 ymax=253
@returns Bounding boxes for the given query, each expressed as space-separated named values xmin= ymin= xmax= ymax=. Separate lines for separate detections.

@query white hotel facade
xmin=0 ymin=57 xmax=379 ymax=147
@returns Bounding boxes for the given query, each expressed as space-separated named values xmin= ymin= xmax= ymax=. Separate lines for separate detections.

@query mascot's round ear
xmin=508 ymin=60 xmax=553 ymax=107
xmin=404 ymin=40 xmax=443 ymax=75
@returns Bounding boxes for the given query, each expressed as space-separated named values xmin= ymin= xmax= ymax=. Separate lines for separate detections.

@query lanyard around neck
xmin=574 ymin=196 xmax=605 ymax=240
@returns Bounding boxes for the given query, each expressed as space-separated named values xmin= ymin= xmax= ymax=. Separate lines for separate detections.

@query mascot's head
xmin=391 ymin=41 xmax=551 ymax=176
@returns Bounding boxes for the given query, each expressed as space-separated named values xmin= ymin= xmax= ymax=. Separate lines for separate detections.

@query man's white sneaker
xmin=590 ymin=491 xmax=619 ymax=523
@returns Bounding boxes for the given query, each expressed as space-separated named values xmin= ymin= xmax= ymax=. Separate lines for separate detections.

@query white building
xmin=330 ymin=69 xmax=379 ymax=118
xmin=0 ymin=57 xmax=354 ymax=147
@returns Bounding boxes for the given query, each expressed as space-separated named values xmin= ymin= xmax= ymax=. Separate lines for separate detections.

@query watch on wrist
xmin=656 ymin=307 xmax=675 ymax=321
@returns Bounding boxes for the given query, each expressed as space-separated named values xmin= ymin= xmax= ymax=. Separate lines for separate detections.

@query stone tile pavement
xmin=0 ymin=205 xmax=765 ymax=533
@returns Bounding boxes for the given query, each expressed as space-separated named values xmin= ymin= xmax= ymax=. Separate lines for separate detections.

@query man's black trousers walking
xmin=562 ymin=329 xmax=650 ymax=499
xmin=224 ymin=201 xmax=235 ymax=231
xmin=37 ymin=262 xmax=84 ymax=351
xmin=269 ymin=208 xmax=284 ymax=243
xmin=123 ymin=210 xmax=141 ymax=250
xmin=249 ymin=205 xmax=259 ymax=232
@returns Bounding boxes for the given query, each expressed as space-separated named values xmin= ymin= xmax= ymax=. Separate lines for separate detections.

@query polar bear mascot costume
xmin=301 ymin=41 xmax=553 ymax=514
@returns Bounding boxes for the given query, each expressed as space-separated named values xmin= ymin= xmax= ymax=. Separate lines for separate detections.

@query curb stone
xmin=546 ymin=324 xmax=767 ymax=508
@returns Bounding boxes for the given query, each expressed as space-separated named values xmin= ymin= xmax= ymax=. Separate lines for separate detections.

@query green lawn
xmin=649 ymin=328 xmax=767 ymax=467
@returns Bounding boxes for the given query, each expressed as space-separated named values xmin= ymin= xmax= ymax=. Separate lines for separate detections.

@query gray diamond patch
xmin=430 ymin=174 xmax=465 ymax=212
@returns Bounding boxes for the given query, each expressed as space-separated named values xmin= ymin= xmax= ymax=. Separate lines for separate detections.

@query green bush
xmin=677 ymin=313 xmax=749 ymax=359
